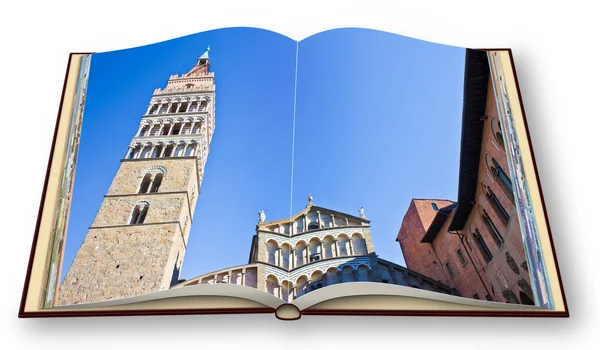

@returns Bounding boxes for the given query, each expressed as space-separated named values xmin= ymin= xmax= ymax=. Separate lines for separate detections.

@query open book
xmin=19 ymin=27 xmax=568 ymax=319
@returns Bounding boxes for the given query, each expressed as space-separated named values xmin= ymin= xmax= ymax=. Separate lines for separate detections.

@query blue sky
xmin=61 ymin=27 xmax=465 ymax=282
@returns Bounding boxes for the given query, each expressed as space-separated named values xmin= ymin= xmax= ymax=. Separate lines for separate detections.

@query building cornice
xmin=129 ymin=136 xmax=204 ymax=147
xmin=141 ymin=113 xmax=208 ymax=122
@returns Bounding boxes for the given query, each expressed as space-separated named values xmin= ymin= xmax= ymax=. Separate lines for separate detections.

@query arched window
xmin=295 ymin=276 xmax=308 ymax=298
xmin=352 ymin=233 xmax=368 ymax=255
xmin=326 ymin=267 xmax=339 ymax=286
xmin=139 ymin=174 xmax=152 ymax=193
xmin=308 ymin=270 xmax=324 ymax=292
xmin=309 ymin=238 xmax=321 ymax=262
xmin=307 ymin=222 xmax=319 ymax=231
xmin=485 ymin=186 xmax=510 ymax=224
xmin=266 ymin=241 xmax=278 ymax=265
xmin=473 ymin=229 xmax=493 ymax=263
xmin=491 ymin=118 xmax=505 ymax=148
xmin=341 ymin=266 xmax=355 ymax=282
xmin=130 ymin=202 xmax=149 ymax=224
xmin=338 ymin=235 xmax=349 ymax=257
xmin=482 ymin=210 xmax=504 ymax=247
xmin=149 ymin=173 xmax=163 ymax=193
xmin=266 ymin=275 xmax=279 ymax=297
xmin=491 ymin=157 xmax=513 ymax=196
xmin=357 ymin=266 xmax=370 ymax=282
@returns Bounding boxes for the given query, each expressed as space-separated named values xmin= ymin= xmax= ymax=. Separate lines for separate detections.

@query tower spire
xmin=199 ymin=45 xmax=210 ymax=59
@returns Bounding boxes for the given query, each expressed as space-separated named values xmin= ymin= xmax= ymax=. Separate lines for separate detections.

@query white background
xmin=1 ymin=0 xmax=598 ymax=348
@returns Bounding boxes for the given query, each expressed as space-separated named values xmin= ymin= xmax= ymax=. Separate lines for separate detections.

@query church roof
xmin=259 ymin=201 xmax=369 ymax=227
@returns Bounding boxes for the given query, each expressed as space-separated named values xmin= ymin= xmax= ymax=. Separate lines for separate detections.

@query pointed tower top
xmin=199 ymin=45 xmax=210 ymax=59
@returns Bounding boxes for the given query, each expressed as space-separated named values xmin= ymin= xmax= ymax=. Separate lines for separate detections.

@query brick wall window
xmin=456 ymin=248 xmax=467 ymax=266
xmin=491 ymin=157 xmax=513 ymax=195
xmin=445 ymin=262 xmax=455 ymax=279
xmin=491 ymin=118 xmax=505 ymax=149
xmin=473 ymin=229 xmax=493 ymax=263
xmin=482 ymin=210 xmax=504 ymax=247
xmin=486 ymin=186 xmax=510 ymax=223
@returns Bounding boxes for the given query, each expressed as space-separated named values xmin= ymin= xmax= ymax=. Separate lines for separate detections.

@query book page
xmin=283 ymin=28 xmax=554 ymax=311
xmin=24 ymin=28 xmax=300 ymax=313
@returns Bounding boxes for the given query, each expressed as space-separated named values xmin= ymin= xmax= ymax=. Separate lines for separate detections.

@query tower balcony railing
xmin=144 ymin=106 xmax=209 ymax=117
xmin=153 ymin=85 xmax=213 ymax=96
xmin=133 ymin=132 xmax=202 ymax=142
xmin=169 ymin=72 xmax=214 ymax=80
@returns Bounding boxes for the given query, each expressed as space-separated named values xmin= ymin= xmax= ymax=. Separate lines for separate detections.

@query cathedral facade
xmin=174 ymin=197 xmax=456 ymax=302
xmin=58 ymin=48 xmax=215 ymax=305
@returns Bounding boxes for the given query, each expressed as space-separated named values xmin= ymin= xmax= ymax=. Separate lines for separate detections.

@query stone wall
xmin=58 ymin=223 xmax=182 ymax=305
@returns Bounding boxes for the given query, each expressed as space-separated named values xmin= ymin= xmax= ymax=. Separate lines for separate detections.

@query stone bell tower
xmin=58 ymin=47 xmax=216 ymax=305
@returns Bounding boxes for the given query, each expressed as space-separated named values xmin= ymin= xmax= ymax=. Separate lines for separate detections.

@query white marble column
xmin=159 ymin=144 xmax=168 ymax=157
xmin=125 ymin=147 xmax=133 ymax=159
xmin=334 ymin=239 xmax=339 ymax=257
xmin=149 ymin=144 xmax=156 ymax=158
xmin=136 ymin=125 xmax=144 ymax=137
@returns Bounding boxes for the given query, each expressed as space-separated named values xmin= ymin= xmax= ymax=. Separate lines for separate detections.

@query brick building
xmin=396 ymin=50 xmax=535 ymax=305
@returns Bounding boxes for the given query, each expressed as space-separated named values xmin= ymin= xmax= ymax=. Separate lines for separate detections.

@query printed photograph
xmin=53 ymin=27 xmax=543 ymax=308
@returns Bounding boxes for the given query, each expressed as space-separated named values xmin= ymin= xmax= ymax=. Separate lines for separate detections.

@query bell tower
xmin=58 ymin=47 xmax=216 ymax=305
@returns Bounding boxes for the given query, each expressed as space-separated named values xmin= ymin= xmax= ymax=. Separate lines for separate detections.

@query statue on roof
xmin=258 ymin=210 xmax=266 ymax=223
xmin=359 ymin=207 xmax=366 ymax=219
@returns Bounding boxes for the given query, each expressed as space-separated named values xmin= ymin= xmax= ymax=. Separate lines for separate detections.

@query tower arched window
xmin=149 ymin=173 xmax=163 ymax=193
xmin=130 ymin=202 xmax=149 ymax=225
xmin=139 ymin=167 xmax=167 ymax=194
xmin=139 ymin=174 xmax=152 ymax=193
